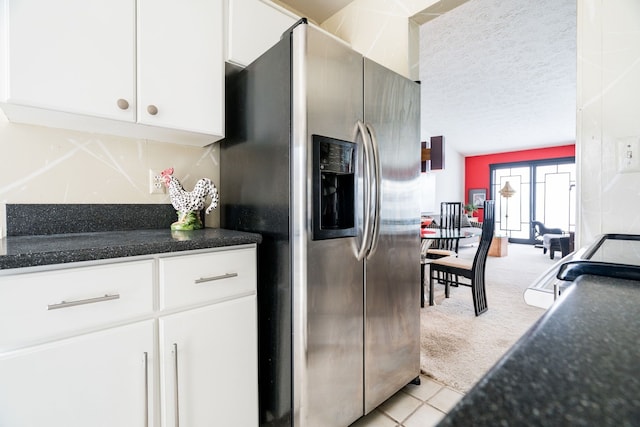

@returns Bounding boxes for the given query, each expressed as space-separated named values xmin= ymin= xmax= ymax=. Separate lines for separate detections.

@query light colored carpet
xmin=420 ymin=243 xmax=558 ymax=393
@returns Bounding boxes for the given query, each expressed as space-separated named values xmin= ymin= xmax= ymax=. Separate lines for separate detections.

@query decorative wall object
xmin=469 ymin=188 xmax=486 ymax=207
xmin=161 ymin=168 xmax=219 ymax=231
xmin=421 ymin=140 xmax=430 ymax=172
xmin=421 ymin=136 xmax=444 ymax=172
xmin=430 ymin=136 xmax=444 ymax=170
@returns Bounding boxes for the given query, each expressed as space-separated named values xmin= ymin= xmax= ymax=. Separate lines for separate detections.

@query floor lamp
xmin=499 ymin=181 xmax=516 ymax=232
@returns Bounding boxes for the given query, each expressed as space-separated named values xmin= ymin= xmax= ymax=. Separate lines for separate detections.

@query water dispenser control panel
xmin=312 ymin=135 xmax=356 ymax=240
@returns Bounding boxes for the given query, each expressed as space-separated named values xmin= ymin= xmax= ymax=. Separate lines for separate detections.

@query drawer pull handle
xmin=47 ymin=293 xmax=120 ymax=310
xmin=194 ymin=272 xmax=238 ymax=284
xmin=143 ymin=352 xmax=149 ymax=427
xmin=173 ymin=343 xmax=180 ymax=427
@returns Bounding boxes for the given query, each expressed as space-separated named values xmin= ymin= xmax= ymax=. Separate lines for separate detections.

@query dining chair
xmin=422 ymin=202 xmax=462 ymax=294
xmin=426 ymin=202 xmax=462 ymax=258
xmin=428 ymin=200 xmax=495 ymax=316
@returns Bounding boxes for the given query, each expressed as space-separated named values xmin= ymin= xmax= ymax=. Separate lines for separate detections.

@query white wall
xmin=418 ymin=140 xmax=465 ymax=214
xmin=321 ymin=0 xmax=439 ymax=79
xmin=434 ymin=143 xmax=464 ymax=210
xmin=577 ymin=0 xmax=640 ymax=246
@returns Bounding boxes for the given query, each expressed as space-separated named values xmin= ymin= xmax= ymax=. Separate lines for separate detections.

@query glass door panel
xmin=544 ymin=173 xmax=570 ymax=230
xmin=493 ymin=167 xmax=530 ymax=239
xmin=535 ymin=163 xmax=576 ymax=232
xmin=491 ymin=158 xmax=575 ymax=243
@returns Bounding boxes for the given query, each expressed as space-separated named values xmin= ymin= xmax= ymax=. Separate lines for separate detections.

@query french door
xmin=490 ymin=157 xmax=575 ymax=243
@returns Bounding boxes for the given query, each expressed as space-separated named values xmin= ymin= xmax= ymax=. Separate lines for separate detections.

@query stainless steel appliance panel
xmin=362 ymin=58 xmax=421 ymax=413
xmin=222 ymin=35 xmax=294 ymax=427
xmin=293 ymin=25 xmax=365 ymax=427
xmin=223 ymin=20 xmax=420 ymax=427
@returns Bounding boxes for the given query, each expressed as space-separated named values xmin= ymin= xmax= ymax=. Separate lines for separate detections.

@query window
xmin=490 ymin=157 xmax=575 ymax=243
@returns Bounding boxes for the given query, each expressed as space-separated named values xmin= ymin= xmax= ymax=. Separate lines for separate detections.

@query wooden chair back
xmin=472 ymin=200 xmax=495 ymax=291
xmin=437 ymin=202 xmax=462 ymax=252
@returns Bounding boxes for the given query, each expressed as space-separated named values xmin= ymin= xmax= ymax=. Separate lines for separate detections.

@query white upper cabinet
xmin=1 ymin=0 xmax=136 ymax=121
xmin=138 ymin=0 xmax=223 ymax=136
xmin=0 ymin=0 xmax=223 ymax=146
xmin=226 ymin=0 xmax=297 ymax=67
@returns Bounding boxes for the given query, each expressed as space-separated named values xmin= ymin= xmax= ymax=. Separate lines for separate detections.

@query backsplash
xmin=6 ymin=204 xmax=183 ymax=236
xmin=0 ymin=114 xmax=220 ymax=236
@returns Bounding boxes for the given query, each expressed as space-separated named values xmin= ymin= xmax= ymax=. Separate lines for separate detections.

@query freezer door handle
xmin=365 ymin=123 xmax=382 ymax=258
xmin=356 ymin=120 xmax=374 ymax=261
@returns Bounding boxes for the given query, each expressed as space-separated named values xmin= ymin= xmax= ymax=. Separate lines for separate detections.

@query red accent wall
xmin=465 ymin=144 xmax=575 ymax=217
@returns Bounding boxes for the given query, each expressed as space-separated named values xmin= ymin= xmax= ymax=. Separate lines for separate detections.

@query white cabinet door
xmin=226 ymin=0 xmax=297 ymax=67
xmin=2 ymin=0 xmax=136 ymax=121
xmin=159 ymin=295 xmax=258 ymax=427
xmin=1 ymin=0 xmax=224 ymax=145
xmin=0 ymin=320 xmax=155 ymax=427
xmin=138 ymin=0 xmax=224 ymax=135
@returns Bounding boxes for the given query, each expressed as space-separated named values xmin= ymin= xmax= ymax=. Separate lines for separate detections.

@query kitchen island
xmin=438 ymin=274 xmax=640 ymax=426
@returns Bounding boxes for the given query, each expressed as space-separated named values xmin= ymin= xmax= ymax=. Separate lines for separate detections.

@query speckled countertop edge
xmin=0 ymin=228 xmax=262 ymax=270
xmin=437 ymin=275 xmax=640 ymax=426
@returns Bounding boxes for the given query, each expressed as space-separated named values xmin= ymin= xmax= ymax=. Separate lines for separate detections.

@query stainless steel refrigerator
xmin=221 ymin=19 xmax=421 ymax=427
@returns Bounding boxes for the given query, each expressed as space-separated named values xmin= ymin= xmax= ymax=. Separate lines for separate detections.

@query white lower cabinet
xmin=0 ymin=320 xmax=156 ymax=427
xmin=159 ymin=295 xmax=258 ymax=427
xmin=0 ymin=245 xmax=258 ymax=426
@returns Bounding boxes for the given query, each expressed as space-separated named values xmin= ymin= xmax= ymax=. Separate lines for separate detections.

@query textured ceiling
xmin=275 ymin=0 xmax=577 ymax=156
xmin=419 ymin=0 xmax=577 ymax=155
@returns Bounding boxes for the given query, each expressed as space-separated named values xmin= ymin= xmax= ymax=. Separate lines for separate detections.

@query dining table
xmin=421 ymin=228 xmax=465 ymax=241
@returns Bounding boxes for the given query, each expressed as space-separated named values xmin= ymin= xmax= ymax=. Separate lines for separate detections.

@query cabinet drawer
xmin=159 ymin=247 xmax=256 ymax=309
xmin=0 ymin=260 xmax=154 ymax=351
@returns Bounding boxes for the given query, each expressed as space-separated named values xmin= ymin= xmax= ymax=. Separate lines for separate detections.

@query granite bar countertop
xmin=438 ymin=274 xmax=640 ymax=426
xmin=0 ymin=228 xmax=262 ymax=270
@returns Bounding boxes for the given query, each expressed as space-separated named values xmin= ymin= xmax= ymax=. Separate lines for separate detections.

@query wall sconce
xmin=421 ymin=136 xmax=444 ymax=172
xmin=421 ymin=141 xmax=430 ymax=172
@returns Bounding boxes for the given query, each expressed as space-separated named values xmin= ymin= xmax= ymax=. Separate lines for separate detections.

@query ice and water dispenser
xmin=312 ymin=135 xmax=357 ymax=240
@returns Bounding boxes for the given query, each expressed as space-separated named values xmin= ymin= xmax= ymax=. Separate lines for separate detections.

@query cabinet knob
xmin=117 ymin=98 xmax=130 ymax=110
xmin=147 ymin=105 xmax=158 ymax=116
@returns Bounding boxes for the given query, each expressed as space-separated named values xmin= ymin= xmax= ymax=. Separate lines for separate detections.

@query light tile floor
xmin=349 ymin=376 xmax=464 ymax=427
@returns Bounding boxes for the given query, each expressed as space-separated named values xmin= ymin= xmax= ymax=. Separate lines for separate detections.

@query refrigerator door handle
xmin=356 ymin=120 xmax=374 ymax=261
xmin=365 ymin=123 xmax=382 ymax=258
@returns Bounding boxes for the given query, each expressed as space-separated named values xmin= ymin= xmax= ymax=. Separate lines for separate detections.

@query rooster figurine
xmin=161 ymin=167 xmax=219 ymax=230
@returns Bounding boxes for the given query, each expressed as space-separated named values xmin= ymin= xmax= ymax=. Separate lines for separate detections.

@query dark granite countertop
xmin=1 ymin=203 xmax=261 ymax=270
xmin=0 ymin=228 xmax=262 ymax=270
xmin=438 ymin=274 xmax=640 ymax=426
